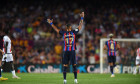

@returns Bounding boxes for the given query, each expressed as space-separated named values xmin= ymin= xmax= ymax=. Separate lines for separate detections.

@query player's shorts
xmin=2 ymin=54 xmax=13 ymax=62
xmin=62 ymin=50 xmax=76 ymax=65
xmin=136 ymin=56 xmax=140 ymax=65
xmin=107 ymin=56 xmax=116 ymax=63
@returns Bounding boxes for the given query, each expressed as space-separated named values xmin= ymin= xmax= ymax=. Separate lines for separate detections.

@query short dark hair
xmin=66 ymin=24 xmax=71 ymax=27
xmin=109 ymin=33 xmax=113 ymax=38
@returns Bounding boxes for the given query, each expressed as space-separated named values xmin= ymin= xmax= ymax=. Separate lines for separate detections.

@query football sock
xmin=0 ymin=67 xmax=1 ymax=77
xmin=63 ymin=66 xmax=67 ymax=80
xmin=113 ymin=64 xmax=116 ymax=68
xmin=134 ymin=66 xmax=139 ymax=74
xmin=110 ymin=66 xmax=114 ymax=74
xmin=73 ymin=66 xmax=77 ymax=79
xmin=12 ymin=70 xmax=16 ymax=76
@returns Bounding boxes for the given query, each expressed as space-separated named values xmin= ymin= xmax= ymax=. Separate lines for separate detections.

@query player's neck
xmin=67 ymin=29 xmax=71 ymax=31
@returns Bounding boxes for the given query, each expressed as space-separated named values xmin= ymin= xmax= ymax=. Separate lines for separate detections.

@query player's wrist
xmin=50 ymin=22 xmax=53 ymax=26
xmin=81 ymin=17 xmax=84 ymax=20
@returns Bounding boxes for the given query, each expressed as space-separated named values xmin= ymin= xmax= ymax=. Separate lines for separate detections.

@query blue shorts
xmin=62 ymin=51 xmax=76 ymax=65
xmin=107 ymin=56 xmax=116 ymax=63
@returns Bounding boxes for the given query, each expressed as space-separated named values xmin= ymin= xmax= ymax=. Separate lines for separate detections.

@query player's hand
xmin=47 ymin=19 xmax=53 ymax=24
xmin=80 ymin=12 xmax=84 ymax=18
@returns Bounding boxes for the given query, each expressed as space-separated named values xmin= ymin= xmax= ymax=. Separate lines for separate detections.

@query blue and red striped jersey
xmin=59 ymin=28 xmax=79 ymax=51
xmin=105 ymin=40 xmax=117 ymax=56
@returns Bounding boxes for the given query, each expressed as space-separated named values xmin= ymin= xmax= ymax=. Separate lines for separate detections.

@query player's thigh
xmin=7 ymin=54 xmax=13 ymax=62
xmin=62 ymin=51 xmax=70 ymax=64
xmin=70 ymin=51 xmax=76 ymax=65
xmin=107 ymin=56 xmax=112 ymax=63
xmin=112 ymin=56 xmax=116 ymax=63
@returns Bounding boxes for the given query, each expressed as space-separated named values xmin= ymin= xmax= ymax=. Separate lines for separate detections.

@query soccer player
xmin=103 ymin=34 xmax=120 ymax=77
xmin=0 ymin=49 xmax=8 ymax=81
xmin=1 ymin=29 xmax=20 ymax=79
xmin=133 ymin=48 xmax=140 ymax=75
xmin=47 ymin=12 xmax=84 ymax=84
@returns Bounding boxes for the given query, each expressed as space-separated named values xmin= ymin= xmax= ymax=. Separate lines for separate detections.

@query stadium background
xmin=0 ymin=0 xmax=140 ymax=73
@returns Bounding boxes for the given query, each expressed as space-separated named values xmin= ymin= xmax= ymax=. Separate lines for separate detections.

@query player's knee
xmin=63 ymin=64 xmax=68 ymax=67
xmin=63 ymin=64 xmax=68 ymax=72
xmin=73 ymin=64 xmax=77 ymax=72
xmin=73 ymin=64 xmax=76 ymax=66
xmin=109 ymin=63 xmax=113 ymax=66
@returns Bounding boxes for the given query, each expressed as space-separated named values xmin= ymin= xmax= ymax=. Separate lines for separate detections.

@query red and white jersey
xmin=137 ymin=48 xmax=140 ymax=57
xmin=3 ymin=35 xmax=12 ymax=53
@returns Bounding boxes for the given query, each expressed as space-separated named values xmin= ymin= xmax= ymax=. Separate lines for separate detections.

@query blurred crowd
xmin=0 ymin=0 xmax=140 ymax=65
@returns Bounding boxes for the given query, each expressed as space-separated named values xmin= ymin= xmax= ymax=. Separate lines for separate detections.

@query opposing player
xmin=103 ymin=34 xmax=120 ymax=77
xmin=133 ymin=48 xmax=140 ymax=75
xmin=0 ymin=49 xmax=8 ymax=81
xmin=47 ymin=12 xmax=84 ymax=84
xmin=1 ymin=30 xmax=20 ymax=79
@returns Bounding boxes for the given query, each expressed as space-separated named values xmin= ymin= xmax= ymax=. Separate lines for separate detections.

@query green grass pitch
xmin=0 ymin=73 xmax=140 ymax=84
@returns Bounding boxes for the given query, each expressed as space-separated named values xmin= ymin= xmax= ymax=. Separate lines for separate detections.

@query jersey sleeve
xmin=3 ymin=36 xmax=8 ymax=42
xmin=59 ymin=30 xmax=64 ymax=36
xmin=73 ymin=28 xmax=79 ymax=34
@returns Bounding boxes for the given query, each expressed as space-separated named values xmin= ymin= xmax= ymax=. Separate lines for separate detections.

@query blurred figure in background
xmin=104 ymin=34 xmax=120 ymax=77
xmin=1 ymin=29 xmax=20 ymax=79
xmin=133 ymin=48 xmax=140 ymax=75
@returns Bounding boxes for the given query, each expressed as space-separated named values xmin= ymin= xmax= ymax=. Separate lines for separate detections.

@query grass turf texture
xmin=0 ymin=73 xmax=140 ymax=84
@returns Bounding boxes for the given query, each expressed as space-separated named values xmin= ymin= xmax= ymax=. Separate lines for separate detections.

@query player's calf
xmin=10 ymin=61 xmax=20 ymax=79
xmin=63 ymin=64 xmax=68 ymax=82
xmin=73 ymin=64 xmax=78 ymax=84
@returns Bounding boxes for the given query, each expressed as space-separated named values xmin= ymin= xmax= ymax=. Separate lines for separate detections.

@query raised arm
xmin=47 ymin=19 xmax=60 ymax=33
xmin=0 ymin=49 xmax=4 ymax=55
xmin=78 ymin=12 xmax=84 ymax=31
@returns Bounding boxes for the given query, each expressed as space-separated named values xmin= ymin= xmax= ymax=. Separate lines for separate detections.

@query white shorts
xmin=136 ymin=56 xmax=140 ymax=65
xmin=2 ymin=54 xmax=13 ymax=62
